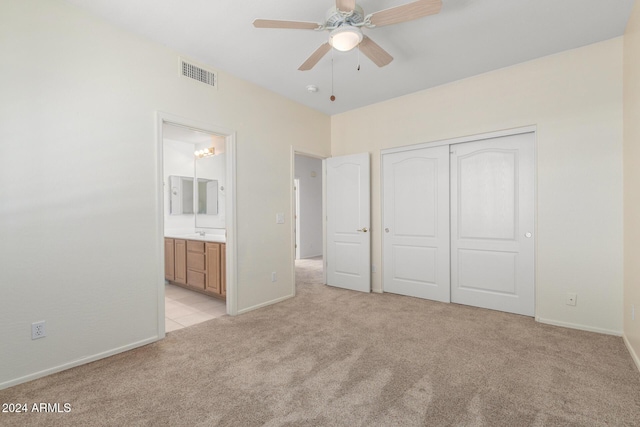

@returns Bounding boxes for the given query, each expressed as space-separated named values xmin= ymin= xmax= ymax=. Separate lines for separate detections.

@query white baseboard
xmin=623 ymin=334 xmax=640 ymax=372
xmin=300 ymin=253 xmax=322 ymax=259
xmin=535 ymin=316 xmax=622 ymax=336
xmin=0 ymin=336 xmax=160 ymax=391
xmin=236 ymin=294 xmax=294 ymax=315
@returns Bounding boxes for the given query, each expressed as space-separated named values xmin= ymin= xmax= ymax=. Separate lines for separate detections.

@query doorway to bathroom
xmin=157 ymin=113 xmax=236 ymax=336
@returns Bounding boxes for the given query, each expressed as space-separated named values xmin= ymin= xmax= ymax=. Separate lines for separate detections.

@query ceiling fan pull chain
xmin=330 ymin=54 xmax=336 ymax=102
xmin=357 ymin=47 xmax=361 ymax=71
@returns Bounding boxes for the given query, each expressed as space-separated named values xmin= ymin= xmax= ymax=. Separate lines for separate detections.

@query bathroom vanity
xmin=164 ymin=235 xmax=226 ymax=300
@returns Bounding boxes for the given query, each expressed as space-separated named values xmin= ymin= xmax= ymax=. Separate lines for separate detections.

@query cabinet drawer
xmin=187 ymin=240 xmax=205 ymax=253
xmin=187 ymin=270 xmax=205 ymax=289
xmin=187 ymin=251 xmax=205 ymax=271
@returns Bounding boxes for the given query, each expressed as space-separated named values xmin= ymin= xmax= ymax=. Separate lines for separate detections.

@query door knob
xmin=525 ymin=232 xmax=532 ymax=238
xmin=357 ymin=227 xmax=369 ymax=233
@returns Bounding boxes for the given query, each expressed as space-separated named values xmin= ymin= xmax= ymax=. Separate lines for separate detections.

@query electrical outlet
xmin=31 ymin=321 xmax=46 ymax=340
xmin=271 ymin=272 xmax=277 ymax=282
xmin=372 ymin=265 xmax=377 ymax=273
xmin=566 ymin=292 xmax=577 ymax=306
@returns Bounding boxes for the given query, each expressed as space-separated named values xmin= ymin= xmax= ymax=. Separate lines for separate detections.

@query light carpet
xmin=1 ymin=258 xmax=639 ymax=426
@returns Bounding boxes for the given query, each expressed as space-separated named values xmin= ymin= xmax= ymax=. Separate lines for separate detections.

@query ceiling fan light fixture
xmin=329 ymin=26 xmax=363 ymax=52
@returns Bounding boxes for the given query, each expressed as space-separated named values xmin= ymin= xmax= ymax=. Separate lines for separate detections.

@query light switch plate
xmin=276 ymin=213 xmax=285 ymax=224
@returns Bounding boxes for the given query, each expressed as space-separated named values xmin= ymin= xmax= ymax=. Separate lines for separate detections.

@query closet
xmin=382 ymin=130 xmax=535 ymax=316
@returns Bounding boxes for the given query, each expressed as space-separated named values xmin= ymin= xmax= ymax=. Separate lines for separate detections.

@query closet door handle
xmin=357 ymin=227 xmax=369 ymax=233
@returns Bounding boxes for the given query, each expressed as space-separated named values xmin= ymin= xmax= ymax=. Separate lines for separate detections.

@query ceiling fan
xmin=253 ymin=0 xmax=442 ymax=71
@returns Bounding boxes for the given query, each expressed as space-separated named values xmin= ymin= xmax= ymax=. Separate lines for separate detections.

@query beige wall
xmin=624 ymin=1 xmax=640 ymax=368
xmin=0 ymin=0 xmax=330 ymax=388
xmin=0 ymin=0 xmax=633 ymax=390
xmin=332 ymin=38 xmax=624 ymax=335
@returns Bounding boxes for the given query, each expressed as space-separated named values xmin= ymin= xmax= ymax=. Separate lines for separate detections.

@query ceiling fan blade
xmin=336 ymin=0 xmax=356 ymax=13
xmin=253 ymin=19 xmax=320 ymax=30
xmin=298 ymin=43 xmax=332 ymax=71
xmin=359 ymin=36 xmax=393 ymax=67
xmin=369 ymin=0 xmax=442 ymax=27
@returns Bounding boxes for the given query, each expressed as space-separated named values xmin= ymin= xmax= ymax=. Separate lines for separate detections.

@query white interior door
xmin=326 ymin=153 xmax=371 ymax=292
xmin=382 ymin=146 xmax=450 ymax=302
xmin=450 ymin=132 xmax=535 ymax=316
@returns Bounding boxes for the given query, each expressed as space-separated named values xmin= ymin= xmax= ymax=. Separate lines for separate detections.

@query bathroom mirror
xmin=197 ymin=178 xmax=218 ymax=215
xmin=169 ymin=175 xmax=194 ymax=215
xmin=195 ymin=152 xmax=226 ymax=229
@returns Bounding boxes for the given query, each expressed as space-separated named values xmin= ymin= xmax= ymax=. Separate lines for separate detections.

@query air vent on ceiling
xmin=181 ymin=58 xmax=217 ymax=89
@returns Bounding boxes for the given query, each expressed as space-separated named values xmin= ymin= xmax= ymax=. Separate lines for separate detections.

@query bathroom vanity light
xmin=194 ymin=147 xmax=215 ymax=158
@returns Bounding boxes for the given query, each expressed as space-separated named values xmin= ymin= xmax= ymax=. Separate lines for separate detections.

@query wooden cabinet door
xmin=164 ymin=238 xmax=175 ymax=281
xmin=186 ymin=240 xmax=206 ymax=289
xmin=221 ymin=244 xmax=226 ymax=297
xmin=174 ymin=239 xmax=187 ymax=285
xmin=205 ymin=242 xmax=221 ymax=294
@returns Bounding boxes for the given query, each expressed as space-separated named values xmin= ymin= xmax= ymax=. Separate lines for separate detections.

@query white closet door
xmin=382 ymin=146 xmax=450 ymax=302
xmin=450 ymin=132 xmax=535 ymax=316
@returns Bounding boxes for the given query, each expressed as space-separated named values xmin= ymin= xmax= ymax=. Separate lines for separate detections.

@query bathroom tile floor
xmin=165 ymin=283 xmax=227 ymax=332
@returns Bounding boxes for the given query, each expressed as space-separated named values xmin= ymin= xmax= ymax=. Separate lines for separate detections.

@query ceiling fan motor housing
xmin=325 ymin=5 xmax=365 ymax=28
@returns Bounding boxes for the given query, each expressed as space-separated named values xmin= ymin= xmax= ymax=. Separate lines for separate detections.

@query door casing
xmin=290 ymin=148 xmax=329 ymax=295
xmin=156 ymin=112 xmax=238 ymax=336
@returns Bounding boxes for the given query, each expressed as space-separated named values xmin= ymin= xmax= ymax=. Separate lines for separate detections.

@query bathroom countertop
xmin=164 ymin=233 xmax=226 ymax=243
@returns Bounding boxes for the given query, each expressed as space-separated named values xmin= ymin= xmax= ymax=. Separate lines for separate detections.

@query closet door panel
xmin=382 ymin=146 xmax=450 ymax=302
xmin=450 ymin=132 xmax=535 ymax=316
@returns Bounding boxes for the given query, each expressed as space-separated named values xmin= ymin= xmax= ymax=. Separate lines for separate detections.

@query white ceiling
xmin=66 ymin=0 xmax=634 ymax=115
